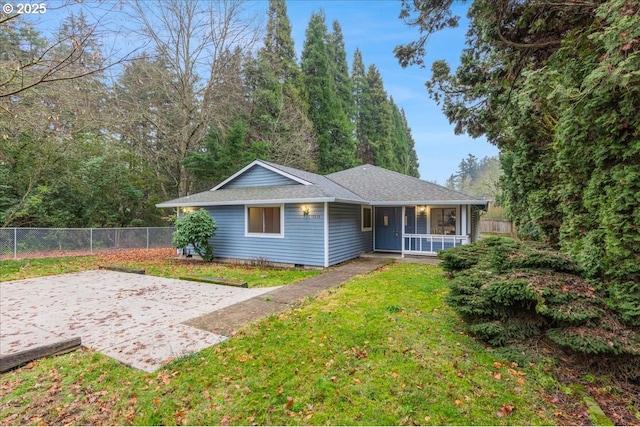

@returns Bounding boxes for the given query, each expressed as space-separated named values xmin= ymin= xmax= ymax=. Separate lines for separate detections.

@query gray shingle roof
xmin=157 ymin=160 xmax=486 ymax=208
xmin=327 ymin=164 xmax=486 ymax=204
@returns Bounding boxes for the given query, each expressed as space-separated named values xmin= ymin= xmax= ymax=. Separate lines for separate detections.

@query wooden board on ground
xmin=98 ymin=265 xmax=146 ymax=274
xmin=0 ymin=337 xmax=82 ymax=373
xmin=179 ymin=276 xmax=248 ymax=288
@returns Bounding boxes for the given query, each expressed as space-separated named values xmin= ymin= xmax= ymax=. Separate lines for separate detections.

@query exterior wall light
xmin=302 ymin=206 xmax=310 ymax=216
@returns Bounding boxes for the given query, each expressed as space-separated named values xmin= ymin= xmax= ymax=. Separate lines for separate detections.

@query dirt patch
xmin=550 ymin=364 xmax=640 ymax=426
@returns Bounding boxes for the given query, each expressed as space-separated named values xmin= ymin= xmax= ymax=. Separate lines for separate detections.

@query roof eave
xmin=369 ymin=200 xmax=488 ymax=206
xmin=156 ymin=197 xmax=337 ymax=208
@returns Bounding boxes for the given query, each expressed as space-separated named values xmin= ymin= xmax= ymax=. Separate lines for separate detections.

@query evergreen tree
xmin=327 ymin=20 xmax=354 ymax=121
xmin=352 ymin=50 xmax=419 ymax=175
xmin=262 ymin=0 xmax=298 ymax=82
xmin=244 ymin=0 xmax=316 ymax=170
xmin=183 ymin=120 xmax=269 ymax=189
xmin=352 ymin=48 xmax=374 ymax=163
xmin=397 ymin=0 xmax=640 ymax=331
xmin=365 ymin=64 xmax=394 ymax=168
xmin=300 ymin=11 xmax=356 ymax=173
xmin=389 ymin=99 xmax=420 ymax=177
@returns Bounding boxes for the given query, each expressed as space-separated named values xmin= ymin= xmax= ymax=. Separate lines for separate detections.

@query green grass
xmin=0 ymin=263 xmax=563 ymax=425
xmin=1 ymin=256 xmax=98 ymax=281
xmin=0 ymin=256 xmax=319 ymax=287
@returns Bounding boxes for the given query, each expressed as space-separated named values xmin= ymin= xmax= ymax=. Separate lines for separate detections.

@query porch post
xmin=460 ymin=205 xmax=468 ymax=237
xmin=401 ymin=206 xmax=405 ymax=257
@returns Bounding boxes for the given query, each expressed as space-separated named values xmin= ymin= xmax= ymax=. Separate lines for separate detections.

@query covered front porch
xmin=373 ymin=205 xmax=475 ymax=256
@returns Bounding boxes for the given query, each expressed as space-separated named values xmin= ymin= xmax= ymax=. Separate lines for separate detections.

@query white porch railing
xmin=402 ymin=234 xmax=469 ymax=255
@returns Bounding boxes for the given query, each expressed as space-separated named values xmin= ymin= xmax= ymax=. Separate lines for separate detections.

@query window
xmin=361 ymin=206 xmax=372 ymax=231
xmin=246 ymin=206 xmax=283 ymax=237
xmin=430 ymin=208 xmax=457 ymax=235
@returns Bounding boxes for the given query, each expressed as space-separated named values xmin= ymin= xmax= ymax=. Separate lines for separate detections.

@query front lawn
xmin=1 ymin=262 xmax=565 ymax=425
xmin=0 ymin=248 xmax=319 ymax=287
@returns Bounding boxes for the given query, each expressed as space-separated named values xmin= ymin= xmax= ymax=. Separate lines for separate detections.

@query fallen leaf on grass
xmin=497 ymin=404 xmax=516 ymax=417
xmin=454 ymin=399 xmax=463 ymax=406
xmin=285 ymin=396 xmax=294 ymax=409
xmin=508 ymin=368 xmax=525 ymax=377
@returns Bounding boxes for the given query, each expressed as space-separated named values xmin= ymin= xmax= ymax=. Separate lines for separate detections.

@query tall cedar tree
xmin=262 ymin=0 xmax=297 ymax=82
xmin=351 ymin=49 xmax=419 ymax=175
xmin=396 ymin=0 xmax=640 ymax=327
xmin=352 ymin=48 xmax=374 ymax=164
xmin=300 ymin=11 xmax=357 ymax=173
xmin=244 ymin=0 xmax=316 ymax=171
xmin=389 ymin=98 xmax=420 ymax=177
xmin=365 ymin=64 xmax=394 ymax=169
xmin=327 ymin=21 xmax=354 ymax=121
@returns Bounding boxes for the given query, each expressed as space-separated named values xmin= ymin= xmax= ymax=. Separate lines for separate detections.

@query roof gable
xmin=213 ymin=160 xmax=311 ymax=191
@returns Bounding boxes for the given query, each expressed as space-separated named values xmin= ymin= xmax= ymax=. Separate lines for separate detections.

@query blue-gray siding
xmin=328 ymin=203 xmax=372 ymax=265
xmin=206 ymin=203 xmax=325 ymax=266
xmin=221 ymin=165 xmax=298 ymax=189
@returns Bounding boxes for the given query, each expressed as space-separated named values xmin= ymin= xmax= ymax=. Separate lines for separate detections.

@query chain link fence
xmin=0 ymin=227 xmax=175 ymax=260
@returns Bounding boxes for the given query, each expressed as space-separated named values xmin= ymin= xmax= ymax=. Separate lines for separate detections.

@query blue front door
xmin=375 ymin=207 xmax=402 ymax=251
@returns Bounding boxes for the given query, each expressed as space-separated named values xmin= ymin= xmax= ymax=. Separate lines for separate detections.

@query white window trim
xmin=361 ymin=205 xmax=373 ymax=231
xmin=245 ymin=204 xmax=285 ymax=238
xmin=427 ymin=206 xmax=460 ymax=235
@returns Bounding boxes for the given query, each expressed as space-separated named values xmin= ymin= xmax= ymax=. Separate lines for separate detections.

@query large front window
xmin=247 ymin=206 xmax=283 ymax=237
xmin=430 ymin=208 xmax=456 ymax=235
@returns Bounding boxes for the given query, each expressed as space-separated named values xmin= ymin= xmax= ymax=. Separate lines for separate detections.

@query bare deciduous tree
xmin=117 ymin=0 xmax=261 ymax=198
xmin=0 ymin=3 xmax=133 ymax=100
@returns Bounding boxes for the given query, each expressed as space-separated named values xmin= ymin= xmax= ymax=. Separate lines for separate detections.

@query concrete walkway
xmin=186 ymin=257 xmax=390 ymax=336
xmin=1 ymin=257 xmax=391 ymax=372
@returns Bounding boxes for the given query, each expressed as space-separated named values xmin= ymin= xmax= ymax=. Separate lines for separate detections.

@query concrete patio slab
xmin=0 ymin=270 xmax=276 ymax=372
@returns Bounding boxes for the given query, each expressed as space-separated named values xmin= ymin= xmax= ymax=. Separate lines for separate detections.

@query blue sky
xmin=25 ymin=0 xmax=498 ymax=184
xmin=282 ymin=1 xmax=499 ymax=183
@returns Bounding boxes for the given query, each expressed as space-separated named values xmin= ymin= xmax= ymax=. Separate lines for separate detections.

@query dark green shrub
xmin=605 ymin=281 xmax=640 ymax=327
xmin=468 ymin=316 xmax=544 ymax=347
xmin=484 ymin=279 xmax=538 ymax=308
xmin=508 ymin=248 xmax=581 ymax=274
xmin=547 ymin=325 xmax=640 ymax=356
xmin=487 ymin=240 xmax=520 ymax=273
xmin=172 ymin=209 xmax=217 ymax=262
xmin=439 ymin=236 xmax=520 ymax=273
xmin=440 ymin=237 xmax=640 ymax=380
xmin=445 ymin=271 xmax=494 ymax=318
xmin=438 ymin=244 xmax=484 ymax=272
